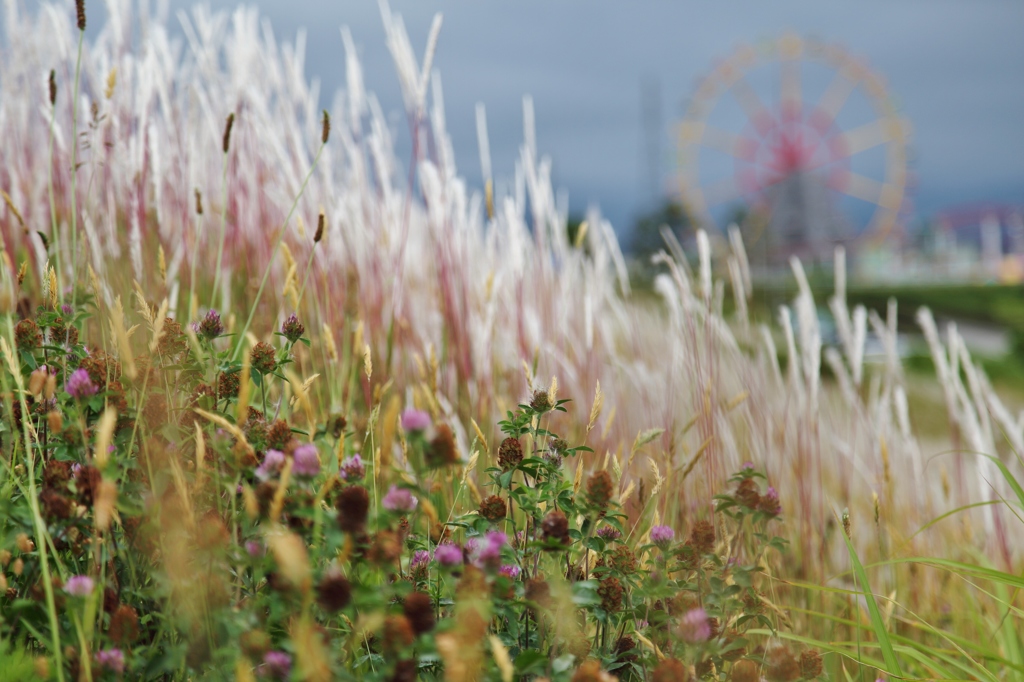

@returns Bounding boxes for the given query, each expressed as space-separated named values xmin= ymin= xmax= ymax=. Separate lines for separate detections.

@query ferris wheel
xmin=677 ymin=34 xmax=911 ymax=254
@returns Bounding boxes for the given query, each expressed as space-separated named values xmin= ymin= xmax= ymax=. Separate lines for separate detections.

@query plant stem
xmin=70 ymin=29 xmax=84 ymax=307
xmin=232 ymin=144 xmax=324 ymax=363
xmin=5 ymin=317 xmax=65 ymax=681
xmin=47 ymin=100 xmax=61 ymax=292
xmin=210 ymin=152 xmax=229 ymax=310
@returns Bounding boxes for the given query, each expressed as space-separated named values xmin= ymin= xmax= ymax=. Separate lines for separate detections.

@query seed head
xmin=321 ymin=109 xmax=331 ymax=144
xmin=108 ymin=605 xmax=140 ymax=645
xmin=75 ymin=0 xmax=86 ymax=30
xmin=314 ymin=210 xmax=324 ymax=242
xmin=524 ymin=577 xmax=551 ymax=609
xmin=15 ymin=318 xmax=41 ymax=350
xmin=799 ymin=650 xmax=823 ymax=679
xmin=731 ymin=660 xmax=759 ymax=682
xmin=402 ymin=591 xmax=435 ymax=635
xmin=316 ymin=570 xmax=352 ymax=612
xmin=585 ymin=470 xmax=614 ymax=509
xmin=597 ymin=576 xmax=623 ymax=612
xmin=336 ymin=485 xmax=370 ymax=534
xmin=194 ymin=189 xmax=203 ymax=215
xmin=382 ymin=615 xmax=414 ymax=653
xmin=218 ymin=371 xmax=239 ymax=398
xmin=48 ymin=70 xmax=57 ymax=106
xmin=497 ymin=437 xmax=523 ymax=471
xmin=652 ymin=659 xmax=690 ymax=682
xmin=425 ymin=424 xmax=458 ymax=467
xmin=690 ymin=520 xmax=715 ymax=556
xmin=222 ymin=112 xmax=235 ymax=154
xmin=736 ymin=477 xmax=761 ymax=509
xmin=479 ymin=494 xmax=507 ymax=522
xmin=250 ymin=341 xmax=276 ymax=374
xmin=541 ymin=509 xmax=570 ymax=547
xmin=530 ymin=389 xmax=552 ymax=412
xmin=766 ymin=646 xmax=801 ymax=682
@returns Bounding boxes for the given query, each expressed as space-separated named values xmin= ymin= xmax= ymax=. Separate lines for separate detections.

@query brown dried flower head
xmin=426 ymin=424 xmax=458 ymax=467
xmin=652 ymin=658 xmax=691 ymax=682
xmin=730 ymin=660 xmax=759 ymax=682
xmin=690 ymin=519 xmax=715 ymax=556
xmin=736 ymin=477 xmax=761 ymax=509
xmin=49 ymin=69 xmax=57 ymax=105
xmin=250 ymin=341 xmax=276 ymax=374
xmin=109 ymin=604 xmax=140 ymax=645
xmin=336 ymin=485 xmax=370 ymax=534
xmin=586 ymin=470 xmax=614 ymax=509
xmin=497 ymin=437 xmax=523 ymax=471
xmin=402 ymin=591 xmax=435 ymax=635
xmin=597 ymin=576 xmax=624 ymax=612
xmin=383 ymin=615 xmax=415 ymax=653
xmin=316 ymin=570 xmax=352 ymax=612
xmin=479 ymin=494 xmax=507 ymax=522
xmin=541 ymin=509 xmax=570 ymax=547
xmin=766 ymin=646 xmax=801 ymax=682
xmin=799 ymin=650 xmax=823 ymax=679
xmin=75 ymin=0 xmax=86 ymax=30
xmin=14 ymin=319 xmax=41 ymax=350
xmin=530 ymin=389 xmax=552 ymax=412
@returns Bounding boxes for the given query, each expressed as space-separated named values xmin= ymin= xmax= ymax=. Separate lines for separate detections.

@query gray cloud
xmin=43 ymin=1 xmax=1024 ymax=230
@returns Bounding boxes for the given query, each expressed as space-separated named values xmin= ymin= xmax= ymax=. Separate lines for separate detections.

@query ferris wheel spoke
xmin=829 ymin=119 xmax=894 ymax=157
xmin=690 ymin=124 xmax=757 ymax=160
xmin=831 ymin=172 xmax=902 ymax=210
xmin=807 ymin=71 xmax=857 ymax=132
xmin=730 ymin=76 xmax=774 ymax=135
xmin=781 ymin=57 xmax=802 ymax=121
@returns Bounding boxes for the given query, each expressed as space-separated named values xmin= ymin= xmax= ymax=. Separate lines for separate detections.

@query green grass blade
xmin=836 ymin=512 xmax=903 ymax=676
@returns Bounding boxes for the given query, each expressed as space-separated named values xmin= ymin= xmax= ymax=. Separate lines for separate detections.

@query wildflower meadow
xmin=0 ymin=1 xmax=1021 ymax=680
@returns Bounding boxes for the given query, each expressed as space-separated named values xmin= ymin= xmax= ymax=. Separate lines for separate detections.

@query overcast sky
xmin=56 ymin=1 xmax=1024 ymax=233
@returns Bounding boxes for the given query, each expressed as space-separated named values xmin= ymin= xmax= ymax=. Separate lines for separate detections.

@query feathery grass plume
xmin=1 ymin=190 xmax=24 ymax=229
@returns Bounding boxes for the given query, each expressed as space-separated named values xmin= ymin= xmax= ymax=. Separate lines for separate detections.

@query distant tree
xmin=629 ymin=200 xmax=692 ymax=259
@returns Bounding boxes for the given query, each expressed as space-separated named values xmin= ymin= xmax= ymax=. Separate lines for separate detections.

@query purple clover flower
xmin=499 ymin=564 xmax=521 ymax=580
xmin=597 ymin=526 xmax=621 ymax=541
xmin=94 ymin=648 xmax=125 ymax=674
xmin=340 ymin=454 xmax=365 ymax=481
xmin=761 ymin=486 xmax=782 ymax=516
xmin=255 ymin=450 xmax=286 ymax=480
xmin=742 ymin=461 xmax=754 ymax=470
xmin=678 ymin=607 xmax=711 ymax=643
xmin=64 ymin=575 xmax=95 ymax=597
xmin=195 ymin=309 xmax=224 ymax=340
xmin=650 ymin=525 xmax=675 ymax=548
xmin=382 ymin=485 xmax=418 ymax=512
xmin=292 ymin=443 xmax=321 ymax=478
xmin=246 ymin=540 xmax=264 ymax=558
xmin=411 ymin=550 xmax=431 ymax=569
xmin=433 ymin=543 xmax=463 ymax=567
xmin=66 ymin=368 xmax=98 ymax=399
xmin=259 ymin=650 xmax=292 ymax=680
xmin=400 ymin=408 xmax=431 ymax=432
